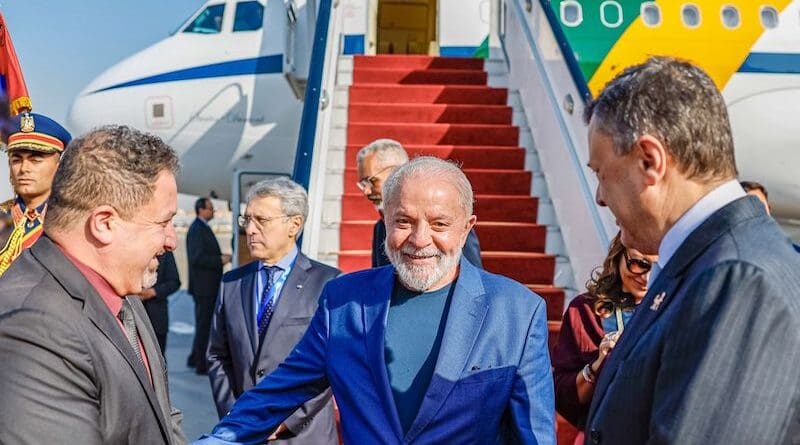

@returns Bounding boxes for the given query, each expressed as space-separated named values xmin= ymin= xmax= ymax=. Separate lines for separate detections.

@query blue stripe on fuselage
xmin=739 ymin=52 xmax=800 ymax=74
xmin=90 ymin=54 xmax=283 ymax=94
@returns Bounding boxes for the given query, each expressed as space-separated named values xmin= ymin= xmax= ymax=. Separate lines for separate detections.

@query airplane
xmin=67 ymin=0 xmax=800 ymax=236
xmin=67 ymin=0 xmax=314 ymax=201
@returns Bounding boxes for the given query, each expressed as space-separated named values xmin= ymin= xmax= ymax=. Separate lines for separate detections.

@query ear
xmin=633 ymin=135 xmax=668 ymax=186
xmin=465 ymin=214 xmax=477 ymax=231
xmin=287 ymin=215 xmax=304 ymax=238
xmin=87 ymin=205 xmax=119 ymax=246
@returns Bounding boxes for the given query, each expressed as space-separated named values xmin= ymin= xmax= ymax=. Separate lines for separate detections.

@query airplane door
xmin=376 ymin=0 xmax=438 ymax=55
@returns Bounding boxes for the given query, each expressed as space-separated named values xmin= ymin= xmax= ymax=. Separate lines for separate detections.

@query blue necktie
xmin=257 ymin=266 xmax=279 ymax=337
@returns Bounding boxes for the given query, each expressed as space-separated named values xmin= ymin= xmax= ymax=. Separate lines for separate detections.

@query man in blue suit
xmin=195 ymin=157 xmax=554 ymax=444
xmin=584 ymin=57 xmax=800 ymax=444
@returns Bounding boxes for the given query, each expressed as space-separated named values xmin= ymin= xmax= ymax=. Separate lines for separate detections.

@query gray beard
xmin=384 ymin=241 xmax=461 ymax=292
xmin=142 ymin=266 xmax=158 ymax=290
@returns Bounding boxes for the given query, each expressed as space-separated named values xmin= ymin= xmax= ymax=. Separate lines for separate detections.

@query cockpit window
xmin=234 ymin=1 xmax=264 ymax=32
xmin=184 ymin=4 xmax=225 ymax=34
xmin=760 ymin=6 xmax=779 ymax=29
xmin=681 ymin=4 xmax=701 ymax=28
xmin=560 ymin=1 xmax=583 ymax=27
xmin=641 ymin=2 xmax=662 ymax=27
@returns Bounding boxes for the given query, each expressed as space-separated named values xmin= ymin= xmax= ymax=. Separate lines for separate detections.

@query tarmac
xmin=165 ymin=289 xmax=219 ymax=441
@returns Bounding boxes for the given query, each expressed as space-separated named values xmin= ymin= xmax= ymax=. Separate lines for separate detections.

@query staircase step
xmin=347 ymin=122 xmax=519 ymax=146
xmin=343 ymin=167 xmax=531 ymax=195
xmin=481 ymin=252 xmax=556 ymax=285
xmin=353 ymin=68 xmax=488 ymax=85
xmin=337 ymin=250 xmax=372 ymax=272
xmin=548 ymin=321 xmax=561 ymax=355
xmin=474 ymin=222 xmax=546 ymax=253
xmin=345 ymin=144 xmax=525 ymax=170
xmin=528 ymin=285 xmax=565 ymax=321
xmin=348 ymin=103 xmax=513 ymax=124
xmin=341 ymin=193 xmax=538 ymax=222
xmin=349 ymin=85 xmax=508 ymax=105
xmin=557 ymin=415 xmax=579 ymax=445
xmin=353 ymin=54 xmax=484 ymax=71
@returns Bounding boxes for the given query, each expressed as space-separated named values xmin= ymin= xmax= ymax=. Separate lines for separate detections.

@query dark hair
xmin=194 ymin=197 xmax=210 ymax=213
xmin=584 ymin=57 xmax=737 ymax=183
xmin=46 ymin=125 xmax=179 ymax=231
xmin=585 ymin=233 xmax=634 ymax=316
xmin=740 ymin=181 xmax=768 ymax=199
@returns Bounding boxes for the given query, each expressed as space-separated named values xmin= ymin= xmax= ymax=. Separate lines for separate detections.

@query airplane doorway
xmin=375 ymin=0 xmax=437 ymax=55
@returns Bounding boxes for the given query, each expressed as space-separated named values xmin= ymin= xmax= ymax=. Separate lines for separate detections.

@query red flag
xmin=0 ymin=12 xmax=31 ymax=115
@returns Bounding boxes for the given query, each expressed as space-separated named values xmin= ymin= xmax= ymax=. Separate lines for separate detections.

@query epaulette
xmin=0 ymin=199 xmax=15 ymax=215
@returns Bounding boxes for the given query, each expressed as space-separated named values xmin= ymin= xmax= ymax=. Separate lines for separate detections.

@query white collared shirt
xmin=649 ymin=179 xmax=745 ymax=285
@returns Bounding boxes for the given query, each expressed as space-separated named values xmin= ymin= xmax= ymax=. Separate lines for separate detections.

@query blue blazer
xmin=585 ymin=196 xmax=800 ymax=444
xmin=196 ymin=259 xmax=555 ymax=445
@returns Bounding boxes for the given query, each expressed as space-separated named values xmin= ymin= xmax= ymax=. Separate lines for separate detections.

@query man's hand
xmin=267 ymin=423 xmax=288 ymax=441
xmin=137 ymin=288 xmax=157 ymax=301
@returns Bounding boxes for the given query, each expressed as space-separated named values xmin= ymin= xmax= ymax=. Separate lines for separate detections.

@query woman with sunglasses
xmin=551 ymin=233 xmax=657 ymax=443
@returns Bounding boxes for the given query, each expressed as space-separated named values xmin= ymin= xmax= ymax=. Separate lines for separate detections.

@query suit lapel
xmin=239 ymin=262 xmax=258 ymax=354
xmin=257 ymin=254 xmax=310 ymax=358
xmin=590 ymin=196 xmax=766 ymax=415
xmin=29 ymin=238 xmax=170 ymax=441
xmin=362 ymin=266 xmax=404 ymax=441
xmin=403 ymin=260 xmax=488 ymax=443
xmin=130 ymin=297 xmax=173 ymax=440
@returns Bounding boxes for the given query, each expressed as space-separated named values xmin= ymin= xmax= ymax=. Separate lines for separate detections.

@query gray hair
xmin=46 ymin=125 xmax=180 ymax=231
xmin=584 ymin=57 xmax=737 ymax=183
xmin=382 ymin=156 xmax=474 ymax=217
xmin=245 ymin=176 xmax=308 ymax=223
xmin=356 ymin=138 xmax=409 ymax=169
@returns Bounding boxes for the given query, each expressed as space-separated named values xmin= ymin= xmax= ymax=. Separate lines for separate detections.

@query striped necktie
xmin=257 ymin=266 xmax=280 ymax=337
xmin=118 ymin=299 xmax=146 ymax=371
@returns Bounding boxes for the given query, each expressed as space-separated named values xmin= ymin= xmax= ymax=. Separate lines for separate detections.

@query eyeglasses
xmin=623 ymin=250 xmax=652 ymax=275
xmin=238 ymin=214 xmax=289 ymax=228
xmin=356 ymin=165 xmax=399 ymax=192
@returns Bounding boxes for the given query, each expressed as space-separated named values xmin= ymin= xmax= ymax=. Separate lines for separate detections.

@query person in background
xmin=356 ymin=138 xmax=483 ymax=268
xmin=207 ymin=177 xmax=339 ymax=443
xmin=740 ymin=180 xmax=770 ymax=214
xmin=552 ymin=233 xmax=657 ymax=443
xmin=0 ymin=113 xmax=71 ymax=276
xmin=139 ymin=251 xmax=181 ymax=355
xmin=187 ymin=197 xmax=231 ymax=374
xmin=195 ymin=157 xmax=554 ymax=445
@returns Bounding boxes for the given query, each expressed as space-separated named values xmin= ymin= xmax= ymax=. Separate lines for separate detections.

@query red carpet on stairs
xmin=338 ymin=54 xmax=576 ymax=445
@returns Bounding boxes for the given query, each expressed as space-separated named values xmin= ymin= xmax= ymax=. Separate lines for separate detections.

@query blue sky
xmin=3 ymin=1 xmax=204 ymax=133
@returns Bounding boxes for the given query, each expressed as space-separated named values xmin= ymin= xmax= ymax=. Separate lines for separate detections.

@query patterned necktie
xmin=118 ymin=299 xmax=146 ymax=371
xmin=257 ymin=266 xmax=279 ymax=337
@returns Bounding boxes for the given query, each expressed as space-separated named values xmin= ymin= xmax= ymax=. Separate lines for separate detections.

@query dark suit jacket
xmin=585 ymin=196 xmax=800 ymax=445
xmin=0 ymin=236 xmax=185 ymax=444
xmin=207 ymin=252 xmax=340 ymax=443
xmin=187 ymin=218 xmax=223 ymax=297
xmin=143 ymin=251 xmax=181 ymax=336
xmin=372 ymin=218 xmax=483 ymax=268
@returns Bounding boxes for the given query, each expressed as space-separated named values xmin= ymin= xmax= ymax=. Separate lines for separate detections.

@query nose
xmin=408 ymin=223 xmax=432 ymax=248
xmin=245 ymin=219 xmax=259 ymax=236
xmin=164 ymin=222 xmax=177 ymax=252
xmin=595 ymin=186 xmax=606 ymax=207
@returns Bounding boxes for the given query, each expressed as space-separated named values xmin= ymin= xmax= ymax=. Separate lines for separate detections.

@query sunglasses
xmin=623 ymin=250 xmax=652 ymax=275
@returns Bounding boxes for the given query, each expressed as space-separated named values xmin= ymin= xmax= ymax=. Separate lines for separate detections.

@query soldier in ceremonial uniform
xmin=0 ymin=113 xmax=71 ymax=275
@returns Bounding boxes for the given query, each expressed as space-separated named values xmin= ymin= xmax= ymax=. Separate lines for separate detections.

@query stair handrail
xmin=496 ymin=0 xmax=616 ymax=289
xmin=292 ymin=0 xmax=344 ymax=257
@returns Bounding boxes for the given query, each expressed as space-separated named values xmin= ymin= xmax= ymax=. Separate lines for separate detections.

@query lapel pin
xmin=650 ymin=291 xmax=666 ymax=311
xmin=296 ymin=284 xmax=303 ymax=289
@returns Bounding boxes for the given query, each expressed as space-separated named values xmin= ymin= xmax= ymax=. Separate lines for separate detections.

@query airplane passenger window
xmin=184 ymin=4 xmax=225 ymax=34
xmin=641 ymin=2 xmax=662 ymax=27
xmin=721 ymin=5 xmax=740 ymax=29
xmin=600 ymin=1 xmax=623 ymax=28
xmin=234 ymin=1 xmax=264 ymax=32
xmin=560 ymin=1 xmax=583 ymax=27
xmin=760 ymin=6 xmax=779 ymax=28
xmin=681 ymin=4 xmax=701 ymax=28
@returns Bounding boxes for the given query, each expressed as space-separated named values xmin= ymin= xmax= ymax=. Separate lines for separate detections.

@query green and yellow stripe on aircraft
xmin=550 ymin=0 xmax=792 ymax=96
